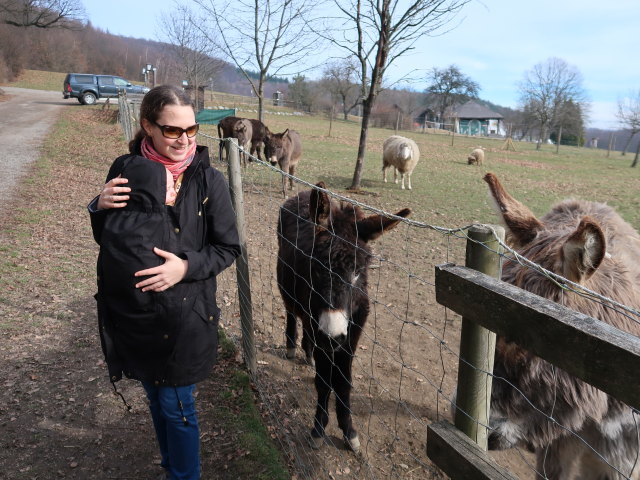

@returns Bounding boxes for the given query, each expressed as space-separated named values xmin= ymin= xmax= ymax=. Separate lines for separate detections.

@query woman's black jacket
xmin=89 ymin=145 xmax=241 ymax=386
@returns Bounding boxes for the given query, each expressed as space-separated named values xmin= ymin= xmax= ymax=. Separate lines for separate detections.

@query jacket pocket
xmin=170 ymin=296 xmax=221 ymax=380
xmin=193 ymin=297 xmax=221 ymax=327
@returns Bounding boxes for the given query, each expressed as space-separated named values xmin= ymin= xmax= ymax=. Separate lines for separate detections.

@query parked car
xmin=63 ymin=73 xmax=150 ymax=105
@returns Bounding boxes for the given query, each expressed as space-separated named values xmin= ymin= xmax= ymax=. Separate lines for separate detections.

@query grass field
xmin=1 ymin=69 xmax=147 ymax=92
xmin=10 ymin=68 xmax=638 ymax=231
xmin=199 ymin=104 xmax=640 ymax=233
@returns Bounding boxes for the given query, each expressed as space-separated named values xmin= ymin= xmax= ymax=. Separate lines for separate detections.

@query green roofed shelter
xmin=448 ymin=100 xmax=505 ymax=136
xmin=196 ymin=108 xmax=236 ymax=125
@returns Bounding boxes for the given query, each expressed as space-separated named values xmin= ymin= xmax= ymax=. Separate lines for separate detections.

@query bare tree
xmin=553 ymin=99 xmax=585 ymax=152
xmin=321 ymin=58 xmax=360 ymax=120
xmin=518 ymin=57 xmax=587 ymax=151
xmin=0 ymin=0 xmax=85 ymax=28
xmin=426 ymin=64 xmax=479 ymax=124
xmin=158 ymin=5 xmax=224 ymax=108
xmin=193 ymin=0 xmax=317 ymax=122
xmin=319 ymin=0 xmax=471 ymax=190
xmin=616 ymin=89 xmax=640 ymax=166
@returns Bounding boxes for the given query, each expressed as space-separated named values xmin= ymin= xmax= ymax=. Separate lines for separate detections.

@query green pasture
xmin=5 ymin=70 xmax=66 ymax=91
xmin=203 ymin=111 xmax=640 ymax=231
xmin=2 ymin=69 xmax=145 ymax=92
xmin=11 ymin=68 xmax=639 ymax=231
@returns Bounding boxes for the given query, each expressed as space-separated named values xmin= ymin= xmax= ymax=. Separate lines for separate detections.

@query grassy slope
xmin=13 ymin=68 xmax=637 ymax=232
xmin=227 ymin=109 xmax=639 ymax=231
xmin=1 ymin=69 xmax=146 ymax=91
xmin=4 ymin=70 xmax=66 ymax=91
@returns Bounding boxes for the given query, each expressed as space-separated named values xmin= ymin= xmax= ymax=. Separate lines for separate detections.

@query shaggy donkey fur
xmin=484 ymin=173 xmax=640 ymax=480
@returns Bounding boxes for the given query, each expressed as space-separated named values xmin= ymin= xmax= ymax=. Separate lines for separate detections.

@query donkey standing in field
xmin=484 ymin=172 xmax=640 ymax=480
xmin=265 ymin=129 xmax=302 ymax=198
xmin=277 ymin=182 xmax=411 ymax=452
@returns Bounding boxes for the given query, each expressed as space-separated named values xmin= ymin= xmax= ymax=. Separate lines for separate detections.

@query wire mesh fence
xmin=198 ymin=131 xmax=640 ymax=480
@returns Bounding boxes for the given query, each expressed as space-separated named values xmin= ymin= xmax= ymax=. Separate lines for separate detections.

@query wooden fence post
xmin=453 ymin=225 xmax=505 ymax=450
xmin=225 ymin=138 xmax=256 ymax=375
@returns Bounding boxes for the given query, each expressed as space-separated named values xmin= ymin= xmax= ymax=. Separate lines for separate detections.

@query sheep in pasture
xmin=382 ymin=135 xmax=420 ymax=190
xmin=468 ymin=147 xmax=484 ymax=165
xmin=484 ymin=172 xmax=640 ymax=480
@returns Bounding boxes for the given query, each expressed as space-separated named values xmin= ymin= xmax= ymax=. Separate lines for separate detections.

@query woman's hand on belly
xmin=134 ymin=247 xmax=188 ymax=292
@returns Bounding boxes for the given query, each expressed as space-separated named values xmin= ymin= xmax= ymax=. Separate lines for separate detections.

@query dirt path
xmin=0 ymin=87 xmax=68 ymax=217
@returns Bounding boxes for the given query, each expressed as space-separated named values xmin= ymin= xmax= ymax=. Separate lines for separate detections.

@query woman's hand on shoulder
xmin=97 ymin=175 xmax=131 ymax=210
xmin=134 ymin=247 xmax=189 ymax=292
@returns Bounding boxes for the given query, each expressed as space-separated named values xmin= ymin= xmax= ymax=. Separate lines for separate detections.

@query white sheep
xmin=467 ymin=147 xmax=485 ymax=165
xmin=382 ymin=135 xmax=420 ymax=190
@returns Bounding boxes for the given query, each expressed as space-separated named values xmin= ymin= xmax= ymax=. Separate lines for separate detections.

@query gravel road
xmin=0 ymin=87 xmax=68 ymax=217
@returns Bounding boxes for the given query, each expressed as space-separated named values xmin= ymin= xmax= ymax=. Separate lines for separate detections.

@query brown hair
xmin=128 ymin=85 xmax=195 ymax=153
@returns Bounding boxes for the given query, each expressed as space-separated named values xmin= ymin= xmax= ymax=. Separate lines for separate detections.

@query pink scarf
xmin=141 ymin=136 xmax=197 ymax=181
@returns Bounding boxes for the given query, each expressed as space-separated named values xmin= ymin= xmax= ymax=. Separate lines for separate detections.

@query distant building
xmin=415 ymin=107 xmax=440 ymax=130
xmin=448 ymin=100 xmax=505 ymax=136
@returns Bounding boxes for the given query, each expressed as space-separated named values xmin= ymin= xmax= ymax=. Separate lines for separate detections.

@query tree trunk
xmin=607 ymin=133 xmax=614 ymax=158
xmin=328 ymin=105 xmax=334 ymax=137
xmin=257 ymin=78 xmax=264 ymax=123
xmin=621 ymin=131 xmax=637 ymax=156
xmin=341 ymin=93 xmax=349 ymax=120
xmin=350 ymin=98 xmax=374 ymax=190
xmin=536 ymin=125 xmax=543 ymax=151
xmin=631 ymin=138 xmax=640 ymax=167
xmin=555 ymin=125 xmax=562 ymax=154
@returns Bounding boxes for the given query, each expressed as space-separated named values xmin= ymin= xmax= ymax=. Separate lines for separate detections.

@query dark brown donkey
xmin=484 ymin=173 xmax=640 ymax=480
xmin=276 ymin=182 xmax=411 ymax=452
xmin=217 ymin=116 xmax=270 ymax=163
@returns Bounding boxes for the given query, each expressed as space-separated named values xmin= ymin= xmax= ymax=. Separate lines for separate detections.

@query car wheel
xmin=82 ymin=92 xmax=97 ymax=105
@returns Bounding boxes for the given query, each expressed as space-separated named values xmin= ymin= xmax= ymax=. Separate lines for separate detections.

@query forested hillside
xmin=0 ymin=21 xmax=279 ymax=96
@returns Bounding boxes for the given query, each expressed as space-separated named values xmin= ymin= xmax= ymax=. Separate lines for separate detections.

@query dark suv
xmin=63 ymin=73 xmax=150 ymax=105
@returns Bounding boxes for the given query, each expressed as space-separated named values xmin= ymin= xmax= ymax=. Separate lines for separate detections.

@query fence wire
xmin=198 ymin=132 xmax=640 ymax=480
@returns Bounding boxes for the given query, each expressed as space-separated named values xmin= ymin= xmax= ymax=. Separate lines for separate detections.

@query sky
xmin=81 ymin=0 xmax=640 ymax=129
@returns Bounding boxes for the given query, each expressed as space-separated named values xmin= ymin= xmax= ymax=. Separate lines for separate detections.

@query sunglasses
xmin=153 ymin=121 xmax=200 ymax=139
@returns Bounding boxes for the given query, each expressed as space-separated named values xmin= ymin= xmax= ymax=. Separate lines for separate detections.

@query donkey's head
xmin=264 ymin=129 xmax=289 ymax=166
xmin=484 ymin=173 xmax=606 ymax=292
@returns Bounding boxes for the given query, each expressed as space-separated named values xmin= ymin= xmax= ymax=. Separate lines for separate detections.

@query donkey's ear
xmin=562 ymin=217 xmax=606 ymax=284
xmin=357 ymin=208 xmax=411 ymax=242
xmin=309 ymin=182 xmax=331 ymax=227
xmin=283 ymin=128 xmax=290 ymax=138
xmin=484 ymin=173 xmax=543 ymax=246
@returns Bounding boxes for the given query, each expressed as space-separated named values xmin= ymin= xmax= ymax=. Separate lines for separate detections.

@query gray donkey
xmin=484 ymin=173 xmax=640 ymax=480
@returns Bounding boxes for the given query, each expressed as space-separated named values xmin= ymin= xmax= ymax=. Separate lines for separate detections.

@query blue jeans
xmin=142 ymin=383 xmax=200 ymax=480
